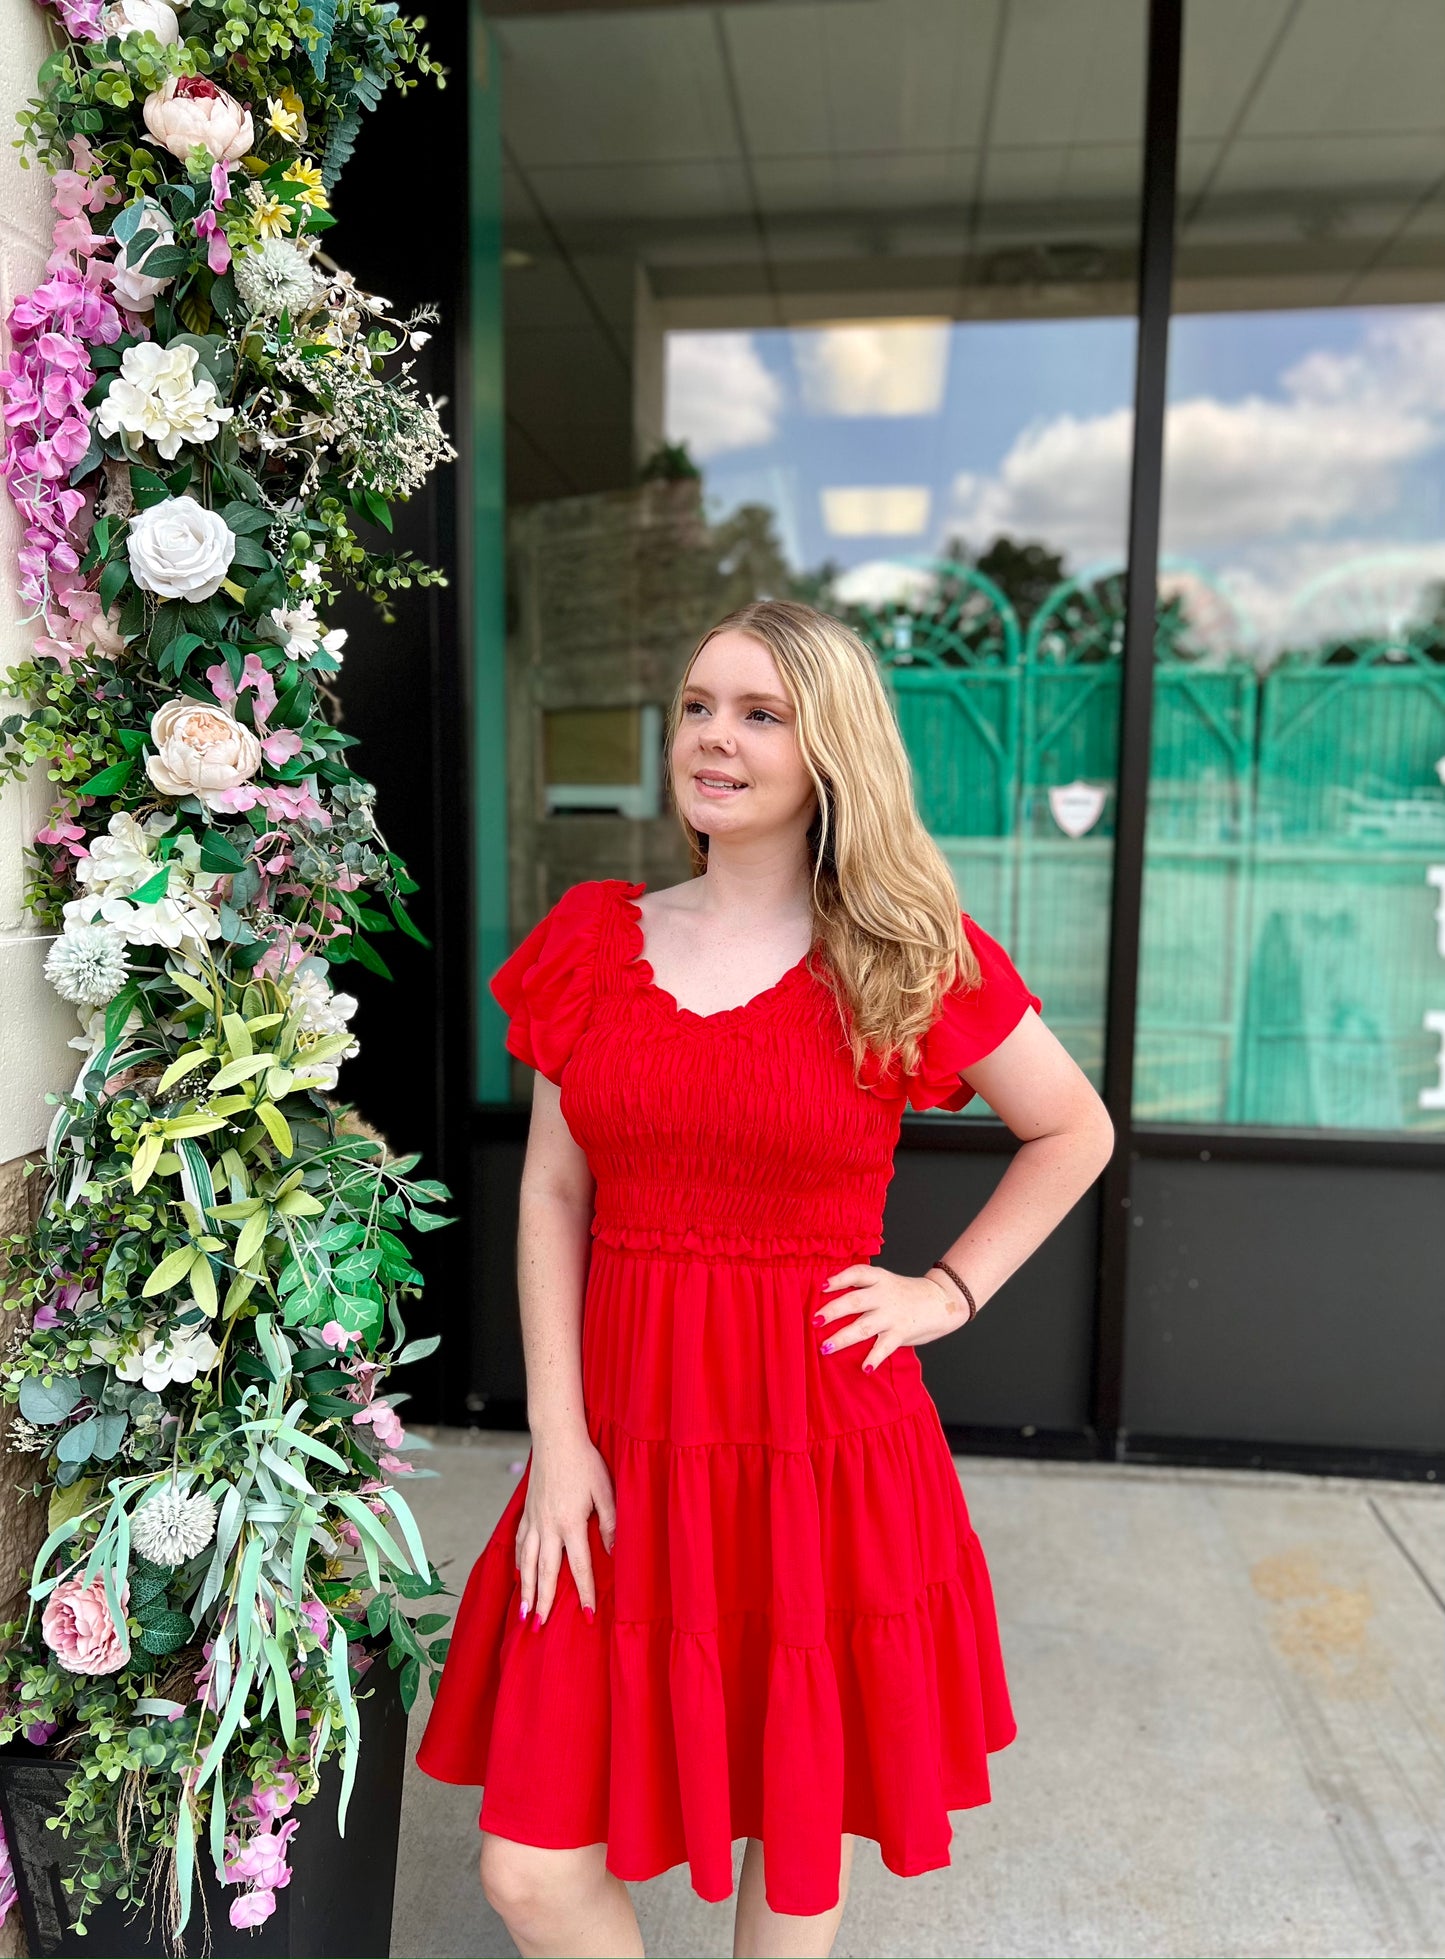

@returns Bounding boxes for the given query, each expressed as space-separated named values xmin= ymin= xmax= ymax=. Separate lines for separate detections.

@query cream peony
xmin=146 ymin=697 xmax=263 ymax=806
xmin=143 ymin=74 xmax=253 ymax=163
xmin=126 ymin=495 xmax=236 ymax=600
xmin=102 ymin=0 xmax=180 ymax=44
xmin=97 ymin=342 xmax=232 ymax=462
xmin=108 ymin=198 xmax=177 ymax=312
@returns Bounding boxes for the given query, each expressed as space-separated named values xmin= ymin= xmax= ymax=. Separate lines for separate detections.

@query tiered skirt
xmin=415 ymin=1232 xmax=1017 ymax=1915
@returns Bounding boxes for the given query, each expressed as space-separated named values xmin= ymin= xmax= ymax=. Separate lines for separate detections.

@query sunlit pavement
xmin=391 ymin=1430 xmax=1445 ymax=1959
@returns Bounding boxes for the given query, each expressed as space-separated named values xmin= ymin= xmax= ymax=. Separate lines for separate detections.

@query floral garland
xmin=0 ymin=0 xmax=454 ymax=1942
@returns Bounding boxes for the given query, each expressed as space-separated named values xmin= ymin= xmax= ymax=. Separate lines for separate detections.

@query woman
xmin=417 ymin=599 xmax=1114 ymax=1959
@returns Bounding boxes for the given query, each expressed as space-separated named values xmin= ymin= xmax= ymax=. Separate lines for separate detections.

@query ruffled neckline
xmin=614 ymin=880 xmax=817 ymax=1027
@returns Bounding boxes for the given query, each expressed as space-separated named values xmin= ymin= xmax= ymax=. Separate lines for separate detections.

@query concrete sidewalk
xmin=390 ymin=1431 xmax=1445 ymax=1959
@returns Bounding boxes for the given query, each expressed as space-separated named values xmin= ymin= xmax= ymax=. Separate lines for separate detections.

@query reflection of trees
xmin=954 ymin=535 xmax=1067 ymax=631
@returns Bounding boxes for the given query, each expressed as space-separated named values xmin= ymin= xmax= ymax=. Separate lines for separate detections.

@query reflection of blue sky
xmin=684 ymin=318 xmax=1139 ymax=578
xmin=668 ymin=304 xmax=1445 ymax=648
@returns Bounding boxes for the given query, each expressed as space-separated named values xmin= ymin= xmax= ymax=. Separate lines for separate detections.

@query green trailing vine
xmin=0 ymin=0 xmax=456 ymax=1942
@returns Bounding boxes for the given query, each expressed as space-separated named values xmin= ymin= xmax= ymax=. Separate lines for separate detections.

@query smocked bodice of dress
xmin=492 ymin=879 xmax=1042 ymax=1262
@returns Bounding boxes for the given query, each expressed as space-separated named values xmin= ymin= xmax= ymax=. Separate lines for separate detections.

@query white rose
xmin=146 ymin=698 xmax=263 ymax=807
xmin=97 ymin=342 xmax=232 ymax=462
xmin=142 ymin=75 xmax=253 ymax=164
xmin=126 ymin=496 xmax=236 ymax=601
xmin=101 ymin=0 xmax=180 ymax=45
xmin=108 ymin=199 xmax=177 ymax=312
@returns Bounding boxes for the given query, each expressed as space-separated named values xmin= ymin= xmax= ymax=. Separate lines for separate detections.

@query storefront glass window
xmin=495 ymin=0 xmax=1148 ymax=1107
xmin=1136 ymin=0 xmax=1445 ymax=1129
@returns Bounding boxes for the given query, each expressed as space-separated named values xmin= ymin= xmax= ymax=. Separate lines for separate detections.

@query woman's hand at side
xmin=512 ymin=1069 xmax=614 ymax=1627
xmin=515 ymin=1424 xmax=617 ymax=1627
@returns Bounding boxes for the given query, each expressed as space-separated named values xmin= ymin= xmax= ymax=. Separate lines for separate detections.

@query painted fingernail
xmin=820 ymin=1341 xmax=834 ymax=1354
xmin=582 ymin=1605 xmax=595 ymax=1625
xmin=862 ymin=1361 xmax=874 ymax=1374
xmin=531 ymin=1607 xmax=543 ymax=1631
xmin=812 ymin=1312 xmax=825 ymax=1325
xmin=518 ymin=1600 xmax=529 ymax=1622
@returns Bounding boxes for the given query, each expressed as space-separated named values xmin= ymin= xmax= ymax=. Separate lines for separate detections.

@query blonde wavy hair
xmin=664 ymin=597 xmax=981 ymax=1083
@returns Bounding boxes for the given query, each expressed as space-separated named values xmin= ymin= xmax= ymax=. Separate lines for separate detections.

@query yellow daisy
xmin=267 ymin=88 xmax=307 ymax=143
xmin=282 ymin=159 xmax=330 ymax=211
xmin=250 ymin=192 xmax=293 ymax=239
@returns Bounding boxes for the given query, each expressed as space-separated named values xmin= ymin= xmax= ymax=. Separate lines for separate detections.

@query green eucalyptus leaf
xmin=19 ymin=1376 xmax=82 ymax=1424
xmin=56 ymin=1416 xmax=99 ymax=1464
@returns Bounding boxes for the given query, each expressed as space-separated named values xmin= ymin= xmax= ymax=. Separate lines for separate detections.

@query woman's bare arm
xmin=516 ymin=1074 xmax=595 ymax=1443
xmin=933 ymin=1008 xmax=1115 ymax=1310
xmin=512 ymin=1074 xmax=617 ymax=1624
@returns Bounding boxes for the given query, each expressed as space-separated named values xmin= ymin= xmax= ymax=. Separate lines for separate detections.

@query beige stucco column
xmin=0 ymin=5 xmax=86 ymax=1946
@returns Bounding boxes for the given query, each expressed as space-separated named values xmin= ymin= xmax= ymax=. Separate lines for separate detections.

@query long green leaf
xmin=174 ymin=1791 xmax=196 ymax=1937
xmin=195 ymin=1650 xmax=255 ymax=1790
xmin=373 ymin=1486 xmax=429 ymax=1578
xmin=262 ymin=1634 xmax=298 ymax=1747
xmin=327 ymin=1621 xmax=359 ymax=1834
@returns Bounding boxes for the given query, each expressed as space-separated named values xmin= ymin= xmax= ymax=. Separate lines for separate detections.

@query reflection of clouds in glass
xmin=943 ymin=310 xmax=1445 ymax=566
xmin=832 ymin=560 xmax=940 ymax=609
xmin=665 ymin=332 xmax=782 ymax=460
xmin=822 ymin=486 xmax=931 ymax=536
xmin=947 ymin=408 xmax=1133 ymax=560
xmin=792 ymin=321 xmax=950 ymax=417
xmin=1218 ymin=539 xmax=1445 ymax=657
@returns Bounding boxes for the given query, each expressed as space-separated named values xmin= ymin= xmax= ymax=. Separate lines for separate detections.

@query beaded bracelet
xmin=928 ymin=1258 xmax=978 ymax=1321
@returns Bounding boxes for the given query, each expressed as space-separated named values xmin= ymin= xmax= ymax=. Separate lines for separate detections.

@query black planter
xmin=0 ymin=1657 xmax=408 ymax=1957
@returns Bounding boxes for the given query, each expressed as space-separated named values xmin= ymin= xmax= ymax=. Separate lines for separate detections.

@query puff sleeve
xmin=489 ymin=880 xmax=608 ymax=1086
xmin=864 ymin=911 xmax=1042 ymax=1113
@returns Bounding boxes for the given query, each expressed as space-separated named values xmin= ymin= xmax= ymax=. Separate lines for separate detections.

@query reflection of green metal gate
xmin=851 ymin=558 xmax=1445 ymax=1131
xmin=1243 ymin=628 xmax=1445 ymax=1130
xmin=852 ymin=565 xmax=1023 ymax=956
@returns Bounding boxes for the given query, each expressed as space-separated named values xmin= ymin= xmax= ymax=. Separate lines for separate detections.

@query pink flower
xmin=194 ymin=209 xmax=231 ymax=277
xmin=0 ymin=1815 xmax=15 ymax=1930
xmin=250 ymin=1769 xmax=300 ymax=1823
xmin=194 ymin=1637 xmax=218 ymax=1711
xmin=378 ymin=1454 xmax=414 ymax=1475
xmin=300 ymin=1599 xmax=329 ymax=1644
xmin=260 ymin=729 xmax=303 ymax=766
xmin=320 ymin=1320 xmax=362 ymax=1350
xmin=228 ymin=1888 xmax=276 ymax=1929
xmin=224 ymin=1817 xmax=298 ymax=1891
xmin=353 ymin=1401 xmax=406 ymax=1451
xmin=344 ymin=1358 xmax=382 ymax=1403
xmin=41 ymin=1577 xmax=129 ymax=1674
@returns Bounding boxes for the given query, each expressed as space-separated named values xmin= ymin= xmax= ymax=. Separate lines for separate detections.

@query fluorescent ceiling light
xmin=794 ymin=320 xmax=950 ymax=417
xmin=821 ymin=487 xmax=932 ymax=537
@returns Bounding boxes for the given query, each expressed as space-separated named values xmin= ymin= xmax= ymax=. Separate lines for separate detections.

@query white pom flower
xmin=233 ymin=238 xmax=321 ymax=320
xmin=131 ymin=1482 xmax=217 ymax=1567
xmin=44 ymin=923 xmax=130 ymax=1006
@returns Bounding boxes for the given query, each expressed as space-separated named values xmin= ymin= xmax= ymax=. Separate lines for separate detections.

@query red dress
xmin=416 ymin=878 xmax=1042 ymax=1914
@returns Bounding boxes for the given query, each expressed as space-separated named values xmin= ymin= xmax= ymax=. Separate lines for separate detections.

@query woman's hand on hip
xmin=814 ymin=1265 xmax=972 ymax=1371
xmin=515 ymin=1427 xmax=616 ymax=1628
